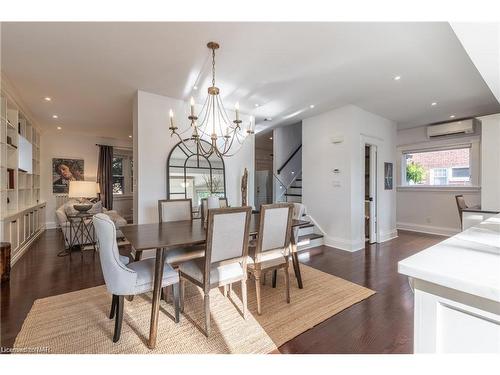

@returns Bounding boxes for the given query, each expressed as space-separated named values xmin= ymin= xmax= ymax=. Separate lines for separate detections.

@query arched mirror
xmin=167 ymin=139 xmax=226 ymax=215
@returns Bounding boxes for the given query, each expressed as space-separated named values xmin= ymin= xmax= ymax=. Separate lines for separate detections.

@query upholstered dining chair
xmin=455 ymin=195 xmax=468 ymax=226
xmin=93 ymin=213 xmax=181 ymax=343
xmin=157 ymin=199 xmax=205 ymax=267
xmin=200 ymin=197 xmax=228 ymax=222
xmin=178 ymin=206 xmax=252 ymax=337
xmin=247 ymin=203 xmax=294 ymax=315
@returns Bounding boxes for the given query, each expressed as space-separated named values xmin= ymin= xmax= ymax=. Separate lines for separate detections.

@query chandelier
xmin=168 ymin=41 xmax=254 ymax=158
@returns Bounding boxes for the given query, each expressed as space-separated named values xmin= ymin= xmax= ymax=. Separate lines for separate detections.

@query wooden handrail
xmin=277 ymin=144 xmax=302 ymax=175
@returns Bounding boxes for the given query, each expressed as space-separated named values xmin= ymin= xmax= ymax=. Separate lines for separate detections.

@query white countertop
xmin=398 ymin=214 xmax=500 ymax=302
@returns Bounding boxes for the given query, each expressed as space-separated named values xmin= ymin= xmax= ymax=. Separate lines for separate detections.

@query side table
xmin=67 ymin=212 xmax=96 ymax=259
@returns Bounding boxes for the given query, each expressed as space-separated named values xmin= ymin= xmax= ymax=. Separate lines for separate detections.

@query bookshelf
xmin=0 ymin=89 xmax=45 ymax=266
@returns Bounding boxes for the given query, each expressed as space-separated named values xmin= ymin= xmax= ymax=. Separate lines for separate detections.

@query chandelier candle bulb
xmin=190 ymin=97 xmax=195 ymax=117
xmin=169 ymin=109 xmax=174 ymax=128
xmin=235 ymin=102 xmax=240 ymax=121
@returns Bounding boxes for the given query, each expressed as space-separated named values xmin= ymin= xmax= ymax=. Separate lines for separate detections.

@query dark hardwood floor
xmin=0 ymin=228 xmax=445 ymax=353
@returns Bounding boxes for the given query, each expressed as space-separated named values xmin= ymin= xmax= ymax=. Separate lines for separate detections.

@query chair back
xmin=455 ymin=195 xmax=468 ymax=225
xmin=158 ymin=199 xmax=192 ymax=222
xmin=201 ymin=197 xmax=228 ymax=222
xmin=204 ymin=206 xmax=252 ymax=284
xmin=255 ymin=203 xmax=293 ymax=258
xmin=93 ymin=213 xmax=136 ymax=295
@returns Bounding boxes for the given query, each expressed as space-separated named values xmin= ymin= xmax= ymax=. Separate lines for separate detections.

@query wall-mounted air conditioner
xmin=426 ymin=119 xmax=479 ymax=138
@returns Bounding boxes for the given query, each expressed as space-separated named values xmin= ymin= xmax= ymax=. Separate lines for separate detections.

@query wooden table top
xmin=120 ymin=214 xmax=309 ymax=251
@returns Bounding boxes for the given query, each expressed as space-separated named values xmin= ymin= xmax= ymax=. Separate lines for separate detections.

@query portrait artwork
xmin=52 ymin=158 xmax=84 ymax=193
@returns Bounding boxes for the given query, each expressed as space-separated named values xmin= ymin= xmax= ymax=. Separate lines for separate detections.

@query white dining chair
xmin=93 ymin=213 xmax=180 ymax=343
xmin=200 ymin=197 xmax=228 ymax=222
xmin=247 ymin=203 xmax=294 ymax=315
xmin=178 ymin=206 xmax=252 ymax=336
xmin=157 ymin=199 xmax=205 ymax=266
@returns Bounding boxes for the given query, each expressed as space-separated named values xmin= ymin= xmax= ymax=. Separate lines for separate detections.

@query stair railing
xmin=273 ymin=144 xmax=302 ymax=202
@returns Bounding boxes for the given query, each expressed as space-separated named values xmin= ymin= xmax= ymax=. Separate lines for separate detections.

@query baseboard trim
xmin=46 ymin=221 xmax=58 ymax=230
xmin=380 ymin=229 xmax=398 ymax=243
xmin=324 ymin=236 xmax=365 ymax=252
xmin=397 ymin=222 xmax=456 ymax=237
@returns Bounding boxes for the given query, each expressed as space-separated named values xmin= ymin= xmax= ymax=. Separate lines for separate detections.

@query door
xmin=368 ymin=145 xmax=377 ymax=243
xmin=255 ymin=170 xmax=272 ymax=208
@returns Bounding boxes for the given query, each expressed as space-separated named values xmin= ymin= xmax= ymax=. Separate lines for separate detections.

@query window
xmin=112 ymin=151 xmax=133 ymax=195
xmin=432 ymin=168 xmax=448 ymax=185
xmin=402 ymin=146 xmax=471 ymax=187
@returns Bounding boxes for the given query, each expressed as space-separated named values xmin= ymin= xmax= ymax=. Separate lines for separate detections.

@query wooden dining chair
xmin=271 ymin=202 xmax=305 ymax=288
xmin=93 ymin=214 xmax=180 ymax=343
xmin=455 ymin=195 xmax=468 ymax=226
xmin=157 ymin=199 xmax=206 ymax=266
xmin=200 ymin=197 xmax=228 ymax=222
xmin=179 ymin=206 xmax=252 ymax=336
xmin=247 ymin=203 xmax=294 ymax=315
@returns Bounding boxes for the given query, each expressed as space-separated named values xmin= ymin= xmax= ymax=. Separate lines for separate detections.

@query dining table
xmin=119 ymin=213 xmax=309 ymax=349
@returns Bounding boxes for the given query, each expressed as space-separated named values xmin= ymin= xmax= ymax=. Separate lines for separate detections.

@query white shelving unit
xmin=0 ymin=90 xmax=45 ymax=266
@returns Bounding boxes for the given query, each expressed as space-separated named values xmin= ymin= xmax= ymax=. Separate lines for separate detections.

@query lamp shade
xmin=68 ymin=181 xmax=98 ymax=198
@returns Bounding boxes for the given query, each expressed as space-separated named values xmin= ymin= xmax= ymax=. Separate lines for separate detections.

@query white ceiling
xmin=1 ymin=22 xmax=499 ymax=139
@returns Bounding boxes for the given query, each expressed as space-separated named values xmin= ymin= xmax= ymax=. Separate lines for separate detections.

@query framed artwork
xmin=384 ymin=162 xmax=393 ymax=190
xmin=52 ymin=158 xmax=84 ymax=194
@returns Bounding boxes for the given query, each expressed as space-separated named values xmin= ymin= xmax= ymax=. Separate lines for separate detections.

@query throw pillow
xmin=88 ymin=200 xmax=103 ymax=215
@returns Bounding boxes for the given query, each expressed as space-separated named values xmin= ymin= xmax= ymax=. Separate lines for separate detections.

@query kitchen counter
xmin=398 ymin=214 xmax=500 ymax=353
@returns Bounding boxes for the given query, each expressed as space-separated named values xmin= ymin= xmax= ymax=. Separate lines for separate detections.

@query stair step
xmin=296 ymin=178 xmax=302 ymax=182
xmin=284 ymin=193 xmax=302 ymax=197
xmin=298 ymin=233 xmax=323 ymax=243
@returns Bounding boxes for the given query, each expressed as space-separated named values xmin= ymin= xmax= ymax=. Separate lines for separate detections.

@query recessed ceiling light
xmin=309 ymin=104 xmax=315 ymax=109
xmin=52 ymin=114 xmax=59 ymax=119
xmin=128 ymin=135 xmax=132 ymax=138
xmin=56 ymin=126 xmax=62 ymax=130
xmin=193 ymin=85 xmax=198 ymax=90
xmin=394 ymin=75 xmax=401 ymax=81
xmin=269 ymin=137 xmax=273 ymax=140
xmin=44 ymin=97 xmax=52 ymax=102
xmin=450 ymin=115 xmax=456 ymax=119
xmin=255 ymin=104 xmax=259 ymax=107
xmin=431 ymin=102 xmax=437 ymax=106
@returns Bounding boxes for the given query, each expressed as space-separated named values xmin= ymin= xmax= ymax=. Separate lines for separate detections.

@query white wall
xmin=302 ymin=105 xmax=397 ymax=251
xmin=41 ymin=131 xmax=132 ymax=228
xmin=395 ymin=125 xmax=481 ymax=236
xmin=480 ymin=113 xmax=500 ymax=210
xmin=134 ymin=90 xmax=255 ymax=224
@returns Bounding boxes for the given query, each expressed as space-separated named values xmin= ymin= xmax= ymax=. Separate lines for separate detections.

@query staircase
xmin=273 ymin=144 xmax=324 ymax=250
xmin=284 ymin=177 xmax=302 ymax=203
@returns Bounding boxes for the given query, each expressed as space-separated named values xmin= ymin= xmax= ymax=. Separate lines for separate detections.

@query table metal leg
xmin=148 ymin=247 xmax=165 ymax=349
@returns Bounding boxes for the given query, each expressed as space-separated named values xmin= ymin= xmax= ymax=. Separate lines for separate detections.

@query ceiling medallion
xmin=169 ymin=41 xmax=254 ymax=157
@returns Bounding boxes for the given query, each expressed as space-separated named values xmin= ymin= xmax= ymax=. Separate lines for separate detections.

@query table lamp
xmin=68 ymin=181 xmax=98 ymax=213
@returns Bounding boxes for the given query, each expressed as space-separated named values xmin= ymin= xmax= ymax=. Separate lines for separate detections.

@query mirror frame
xmin=166 ymin=139 xmax=226 ymax=201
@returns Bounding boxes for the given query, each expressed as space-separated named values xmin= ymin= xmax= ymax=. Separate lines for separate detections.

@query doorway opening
xmin=254 ymin=131 xmax=274 ymax=208
xmin=364 ymin=144 xmax=377 ymax=244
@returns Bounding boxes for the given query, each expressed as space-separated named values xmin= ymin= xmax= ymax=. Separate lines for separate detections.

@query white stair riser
xmin=297 ymin=237 xmax=324 ymax=251
xmin=286 ymin=195 xmax=302 ymax=203
xmin=298 ymin=226 xmax=315 ymax=236
xmin=287 ymin=187 xmax=302 ymax=195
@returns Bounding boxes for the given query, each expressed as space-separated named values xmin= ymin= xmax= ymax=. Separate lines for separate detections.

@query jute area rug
xmin=14 ymin=265 xmax=374 ymax=354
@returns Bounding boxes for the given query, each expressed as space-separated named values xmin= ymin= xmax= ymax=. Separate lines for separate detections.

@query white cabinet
xmin=1 ymin=202 xmax=46 ymax=265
